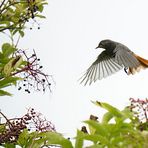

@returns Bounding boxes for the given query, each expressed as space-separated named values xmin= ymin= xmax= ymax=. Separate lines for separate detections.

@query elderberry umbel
xmin=9 ymin=0 xmax=42 ymax=31
xmin=129 ymin=98 xmax=148 ymax=123
xmin=13 ymin=49 xmax=53 ymax=93
xmin=0 ymin=108 xmax=55 ymax=144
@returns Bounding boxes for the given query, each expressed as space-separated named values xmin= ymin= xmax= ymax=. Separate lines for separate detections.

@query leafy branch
xmin=74 ymin=100 xmax=148 ymax=148
xmin=0 ymin=108 xmax=73 ymax=148
xmin=0 ymin=0 xmax=47 ymax=38
xmin=0 ymin=0 xmax=51 ymax=96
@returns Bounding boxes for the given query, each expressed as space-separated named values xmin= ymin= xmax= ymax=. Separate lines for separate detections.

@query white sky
xmin=0 ymin=0 xmax=148 ymax=138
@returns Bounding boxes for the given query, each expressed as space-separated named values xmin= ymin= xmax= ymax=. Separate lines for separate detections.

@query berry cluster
xmin=5 ymin=0 xmax=41 ymax=29
xmin=27 ymin=0 xmax=39 ymax=19
xmin=26 ymin=108 xmax=56 ymax=132
xmin=129 ymin=98 xmax=148 ymax=123
xmin=0 ymin=108 xmax=55 ymax=144
xmin=14 ymin=49 xmax=53 ymax=93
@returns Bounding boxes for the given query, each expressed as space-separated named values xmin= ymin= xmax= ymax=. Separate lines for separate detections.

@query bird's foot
xmin=124 ymin=67 xmax=128 ymax=74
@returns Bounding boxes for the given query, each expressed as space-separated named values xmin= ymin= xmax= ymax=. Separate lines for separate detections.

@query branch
xmin=0 ymin=1 xmax=20 ymax=14
xmin=0 ymin=0 xmax=6 ymax=9
xmin=0 ymin=26 xmax=23 ymax=32
xmin=0 ymin=111 xmax=13 ymax=129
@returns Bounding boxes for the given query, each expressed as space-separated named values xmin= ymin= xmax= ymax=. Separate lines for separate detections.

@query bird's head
xmin=95 ymin=39 xmax=116 ymax=50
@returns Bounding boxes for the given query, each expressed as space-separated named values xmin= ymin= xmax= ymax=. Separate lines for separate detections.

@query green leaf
xmin=0 ymin=124 xmax=6 ymax=132
xmin=84 ymin=134 xmax=109 ymax=145
xmin=0 ymin=89 xmax=12 ymax=96
xmin=12 ymin=29 xmax=18 ymax=36
xmin=2 ymin=57 xmax=23 ymax=77
xmin=92 ymin=101 xmax=123 ymax=118
xmin=38 ymin=5 xmax=44 ymax=12
xmin=121 ymin=107 xmax=134 ymax=120
xmin=0 ymin=21 xmax=10 ymax=26
xmin=17 ymin=129 xmax=30 ymax=147
xmin=86 ymin=144 xmax=104 ymax=148
xmin=19 ymin=30 xmax=25 ymax=37
xmin=43 ymin=132 xmax=73 ymax=148
xmin=75 ymin=130 xmax=109 ymax=147
xmin=84 ymin=120 xmax=108 ymax=137
xmin=35 ymin=14 xmax=46 ymax=18
xmin=0 ymin=56 xmax=10 ymax=64
xmin=142 ymin=131 xmax=148 ymax=141
xmin=2 ymin=43 xmax=16 ymax=57
xmin=1 ymin=143 xmax=15 ymax=148
xmin=3 ymin=59 xmax=14 ymax=76
xmin=0 ymin=77 xmax=22 ymax=89
xmin=102 ymin=112 xmax=113 ymax=124
xmin=75 ymin=130 xmax=84 ymax=148
xmin=18 ymin=130 xmax=73 ymax=148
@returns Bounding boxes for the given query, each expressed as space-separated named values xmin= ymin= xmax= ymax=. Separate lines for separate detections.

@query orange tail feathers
xmin=134 ymin=54 xmax=148 ymax=66
xmin=128 ymin=54 xmax=148 ymax=75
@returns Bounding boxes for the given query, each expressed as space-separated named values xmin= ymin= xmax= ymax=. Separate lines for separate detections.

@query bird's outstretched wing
xmin=80 ymin=51 xmax=123 ymax=85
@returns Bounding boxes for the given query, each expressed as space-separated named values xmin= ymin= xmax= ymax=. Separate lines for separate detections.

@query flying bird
xmin=80 ymin=39 xmax=148 ymax=85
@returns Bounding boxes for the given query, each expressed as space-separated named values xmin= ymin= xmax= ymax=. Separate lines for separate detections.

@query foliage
xmin=74 ymin=100 xmax=148 ymax=148
xmin=0 ymin=0 xmax=50 ymax=96
xmin=1 ymin=99 xmax=144 ymax=148
xmin=0 ymin=0 xmax=47 ymax=37
xmin=0 ymin=108 xmax=73 ymax=148
xmin=0 ymin=42 xmax=23 ymax=95
xmin=0 ymin=98 xmax=148 ymax=147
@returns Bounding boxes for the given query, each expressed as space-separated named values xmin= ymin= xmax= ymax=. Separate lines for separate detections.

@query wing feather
xmin=103 ymin=58 xmax=110 ymax=76
xmin=114 ymin=45 xmax=140 ymax=68
xmin=80 ymin=51 xmax=123 ymax=85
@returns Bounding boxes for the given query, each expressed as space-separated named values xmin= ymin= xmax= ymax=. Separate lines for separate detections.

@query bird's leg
xmin=124 ymin=67 xmax=128 ymax=74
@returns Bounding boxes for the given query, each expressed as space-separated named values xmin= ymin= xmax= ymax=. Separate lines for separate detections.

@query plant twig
xmin=0 ymin=0 xmax=6 ymax=9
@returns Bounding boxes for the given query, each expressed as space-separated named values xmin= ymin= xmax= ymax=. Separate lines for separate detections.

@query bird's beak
xmin=95 ymin=44 xmax=103 ymax=49
xmin=95 ymin=46 xmax=99 ymax=49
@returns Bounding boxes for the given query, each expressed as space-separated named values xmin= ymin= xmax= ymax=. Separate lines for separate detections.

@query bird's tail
xmin=135 ymin=54 xmax=148 ymax=66
xmin=128 ymin=54 xmax=148 ymax=75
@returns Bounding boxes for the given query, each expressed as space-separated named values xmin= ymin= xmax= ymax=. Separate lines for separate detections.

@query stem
xmin=0 ymin=0 xmax=6 ymax=9
xmin=0 ymin=26 xmax=23 ymax=32
xmin=11 ymin=66 xmax=29 ymax=76
xmin=15 ymin=35 xmax=21 ymax=48
xmin=0 ymin=111 xmax=13 ymax=129
xmin=0 ymin=1 xmax=21 ymax=14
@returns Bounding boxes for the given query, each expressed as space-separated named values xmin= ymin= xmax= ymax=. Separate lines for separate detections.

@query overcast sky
xmin=0 ymin=0 xmax=148 ymax=138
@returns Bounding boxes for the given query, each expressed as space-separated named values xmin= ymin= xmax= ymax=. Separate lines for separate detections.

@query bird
xmin=80 ymin=39 xmax=148 ymax=85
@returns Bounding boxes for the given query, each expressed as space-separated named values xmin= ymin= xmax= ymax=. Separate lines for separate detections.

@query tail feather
xmin=134 ymin=54 xmax=148 ymax=66
xmin=127 ymin=54 xmax=148 ymax=75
